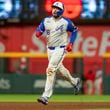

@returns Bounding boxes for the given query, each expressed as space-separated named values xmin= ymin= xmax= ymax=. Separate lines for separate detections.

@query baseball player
xmin=35 ymin=1 xmax=81 ymax=105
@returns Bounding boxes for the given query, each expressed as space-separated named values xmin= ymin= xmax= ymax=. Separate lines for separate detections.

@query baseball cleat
xmin=37 ymin=97 xmax=48 ymax=105
xmin=74 ymin=78 xmax=82 ymax=95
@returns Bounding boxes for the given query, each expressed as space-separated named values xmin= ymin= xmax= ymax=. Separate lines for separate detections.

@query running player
xmin=35 ymin=1 xmax=81 ymax=105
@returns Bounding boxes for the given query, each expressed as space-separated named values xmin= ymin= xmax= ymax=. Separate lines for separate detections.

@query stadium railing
xmin=0 ymin=52 xmax=83 ymax=58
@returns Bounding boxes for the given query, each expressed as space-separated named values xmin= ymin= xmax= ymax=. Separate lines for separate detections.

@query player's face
xmin=52 ymin=7 xmax=61 ymax=18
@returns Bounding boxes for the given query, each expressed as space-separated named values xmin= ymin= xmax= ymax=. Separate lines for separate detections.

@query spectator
xmin=84 ymin=70 xmax=95 ymax=95
xmin=94 ymin=64 xmax=103 ymax=95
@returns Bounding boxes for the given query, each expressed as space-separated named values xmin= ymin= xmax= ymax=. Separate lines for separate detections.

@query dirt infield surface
xmin=0 ymin=102 xmax=110 ymax=110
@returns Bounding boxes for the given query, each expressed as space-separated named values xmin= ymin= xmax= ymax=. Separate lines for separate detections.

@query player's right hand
xmin=36 ymin=31 xmax=42 ymax=38
xmin=65 ymin=43 xmax=73 ymax=52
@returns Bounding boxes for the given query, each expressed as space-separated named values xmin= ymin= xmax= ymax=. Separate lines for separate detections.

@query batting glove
xmin=36 ymin=31 xmax=42 ymax=38
xmin=65 ymin=43 xmax=73 ymax=52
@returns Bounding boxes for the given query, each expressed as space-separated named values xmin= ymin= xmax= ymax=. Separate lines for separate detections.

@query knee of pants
xmin=46 ymin=67 xmax=56 ymax=76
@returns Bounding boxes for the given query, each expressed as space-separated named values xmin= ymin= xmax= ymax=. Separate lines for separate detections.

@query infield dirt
xmin=0 ymin=102 xmax=110 ymax=110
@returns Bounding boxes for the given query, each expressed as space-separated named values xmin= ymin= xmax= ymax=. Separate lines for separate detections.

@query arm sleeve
xmin=69 ymin=26 xmax=78 ymax=44
xmin=67 ymin=19 xmax=78 ymax=44
xmin=36 ymin=19 xmax=45 ymax=33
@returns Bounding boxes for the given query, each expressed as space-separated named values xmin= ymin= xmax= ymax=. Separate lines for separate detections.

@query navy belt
xmin=48 ymin=46 xmax=65 ymax=50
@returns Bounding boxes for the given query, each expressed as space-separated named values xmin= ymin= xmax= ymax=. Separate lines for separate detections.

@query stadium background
xmin=0 ymin=0 xmax=110 ymax=96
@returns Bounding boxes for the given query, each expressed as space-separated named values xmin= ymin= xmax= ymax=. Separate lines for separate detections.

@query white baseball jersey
xmin=37 ymin=16 xmax=76 ymax=47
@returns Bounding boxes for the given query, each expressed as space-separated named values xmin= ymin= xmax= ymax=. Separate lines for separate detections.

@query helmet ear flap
xmin=57 ymin=9 xmax=64 ymax=16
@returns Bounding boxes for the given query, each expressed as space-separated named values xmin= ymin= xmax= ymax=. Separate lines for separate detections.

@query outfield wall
xmin=0 ymin=74 xmax=79 ymax=94
xmin=0 ymin=73 xmax=109 ymax=94
xmin=0 ymin=25 xmax=110 ymax=94
xmin=0 ymin=25 xmax=110 ymax=74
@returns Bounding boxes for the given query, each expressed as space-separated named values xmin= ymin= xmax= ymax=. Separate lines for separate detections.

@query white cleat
xmin=37 ymin=97 xmax=48 ymax=105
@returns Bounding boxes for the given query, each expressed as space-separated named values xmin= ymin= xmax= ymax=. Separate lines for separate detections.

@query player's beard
xmin=53 ymin=15 xmax=59 ymax=18
xmin=53 ymin=12 xmax=59 ymax=19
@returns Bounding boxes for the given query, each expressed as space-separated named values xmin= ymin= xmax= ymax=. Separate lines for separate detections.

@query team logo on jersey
xmin=46 ymin=20 xmax=50 ymax=23
xmin=55 ymin=25 xmax=64 ymax=32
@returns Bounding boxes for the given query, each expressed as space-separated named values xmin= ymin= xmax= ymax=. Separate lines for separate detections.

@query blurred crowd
xmin=83 ymin=63 xmax=103 ymax=95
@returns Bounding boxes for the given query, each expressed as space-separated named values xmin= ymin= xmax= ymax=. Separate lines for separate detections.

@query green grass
xmin=0 ymin=94 xmax=110 ymax=102
xmin=50 ymin=95 xmax=110 ymax=102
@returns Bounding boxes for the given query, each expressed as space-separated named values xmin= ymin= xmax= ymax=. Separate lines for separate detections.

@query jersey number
xmin=46 ymin=30 xmax=50 ymax=35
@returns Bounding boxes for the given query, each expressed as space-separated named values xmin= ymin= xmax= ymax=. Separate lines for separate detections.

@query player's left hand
xmin=65 ymin=43 xmax=73 ymax=52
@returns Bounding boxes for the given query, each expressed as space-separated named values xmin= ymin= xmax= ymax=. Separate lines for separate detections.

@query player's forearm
xmin=35 ymin=21 xmax=45 ymax=38
xmin=69 ymin=27 xmax=78 ymax=44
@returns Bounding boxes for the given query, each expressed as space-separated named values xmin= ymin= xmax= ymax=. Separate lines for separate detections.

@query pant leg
xmin=42 ymin=47 xmax=65 ymax=98
xmin=57 ymin=64 xmax=77 ymax=86
xmin=42 ymin=67 xmax=56 ymax=98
